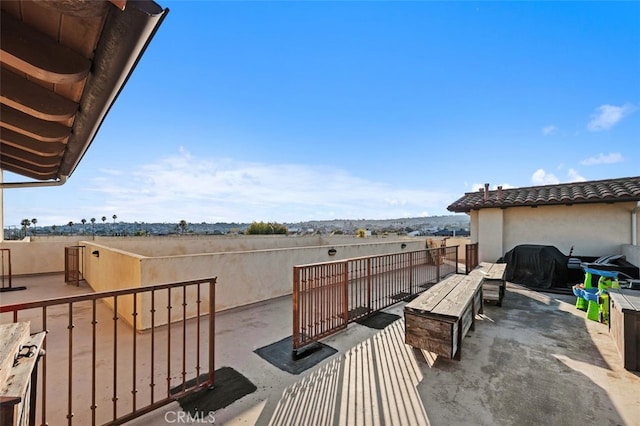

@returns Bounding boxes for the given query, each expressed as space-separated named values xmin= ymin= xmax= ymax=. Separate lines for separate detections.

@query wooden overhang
xmin=0 ymin=0 xmax=168 ymax=185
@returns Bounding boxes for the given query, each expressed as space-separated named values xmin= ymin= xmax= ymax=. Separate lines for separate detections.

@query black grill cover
xmin=503 ymin=245 xmax=569 ymax=289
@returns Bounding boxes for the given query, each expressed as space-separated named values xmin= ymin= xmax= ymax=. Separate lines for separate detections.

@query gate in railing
xmin=64 ymin=245 xmax=85 ymax=286
xmin=292 ymin=246 xmax=458 ymax=353
xmin=0 ymin=278 xmax=217 ymax=425
xmin=465 ymin=242 xmax=479 ymax=274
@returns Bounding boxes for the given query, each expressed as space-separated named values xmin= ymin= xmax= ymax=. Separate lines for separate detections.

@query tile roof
xmin=447 ymin=176 xmax=640 ymax=213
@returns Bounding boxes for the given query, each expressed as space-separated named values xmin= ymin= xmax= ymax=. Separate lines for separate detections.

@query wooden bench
xmin=404 ymin=273 xmax=483 ymax=360
xmin=609 ymin=288 xmax=640 ymax=371
xmin=472 ymin=262 xmax=507 ymax=306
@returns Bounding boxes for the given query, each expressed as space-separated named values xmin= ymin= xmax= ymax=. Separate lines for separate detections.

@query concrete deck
xmin=1 ymin=274 xmax=639 ymax=425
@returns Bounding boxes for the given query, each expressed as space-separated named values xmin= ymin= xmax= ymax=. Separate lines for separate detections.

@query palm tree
xmin=112 ymin=214 xmax=117 ymax=236
xmin=51 ymin=225 xmax=57 ymax=235
xmin=68 ymin=221 xmax=74 ymax=235
xmin=90 ymin=218 xmax=96 ymax=237
xmin=81 ymin=218 xmax=87 ymax=235
xmin=31 ymin=218 xmax=37 ymax=235
xmin=21 ymin=219 xmax=30 ymax=237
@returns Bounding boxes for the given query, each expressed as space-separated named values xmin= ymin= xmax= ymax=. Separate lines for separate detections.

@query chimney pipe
xmin=497 ymin=186 xmax=503 ymax=199
xmin=484 ymin=183 xmax=489 ymax=200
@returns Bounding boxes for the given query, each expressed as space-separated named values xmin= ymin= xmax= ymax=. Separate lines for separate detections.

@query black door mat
xmin=254 ymin=335 xmax=337 ymax=375
xmin=173 ymin=366 xmax=257 ymax=414
xmin=355 ymin=312 xmax=401 ymax=329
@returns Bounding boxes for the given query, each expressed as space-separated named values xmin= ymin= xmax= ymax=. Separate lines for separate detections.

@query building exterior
xmin=447 ymin=176 xmax=640 ymax=264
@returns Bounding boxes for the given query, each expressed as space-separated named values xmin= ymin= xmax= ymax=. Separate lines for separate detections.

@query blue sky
xmin=3 ymin=1 xmax=640 ymax=227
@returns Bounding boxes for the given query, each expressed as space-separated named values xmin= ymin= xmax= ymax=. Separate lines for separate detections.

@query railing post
xmin=292 ymin=267 xmax=300 ymax=353
xmin=208 ymin=279 xmax=216 ymax=388
xmin=409 ymin=251 xmax=414 ymax=294
xmin=436 ymin=248 xmax=441 ymax=280
xmin=455 ymin=245 xmax=459 ymax=274
xmin=366 ymin=258 xmax=371 ymax=313
xmin=343 ymin=261 xmax=349 ymax=324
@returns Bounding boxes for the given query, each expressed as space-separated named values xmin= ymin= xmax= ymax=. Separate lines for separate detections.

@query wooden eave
xmin=0 ymin=0 xmax=168 ymax=185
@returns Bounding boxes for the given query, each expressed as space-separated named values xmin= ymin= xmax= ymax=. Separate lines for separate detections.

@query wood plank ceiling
xmin=0 ymin=0 xmax=166 ymax=183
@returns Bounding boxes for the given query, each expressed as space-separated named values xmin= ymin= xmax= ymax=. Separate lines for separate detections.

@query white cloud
xmin=587 ymin=103 xmax=636 ymax=131
xmin=531 ymin=168 xmax=585 ymax=186
xmin=542 ymin=125 xmax=557 ymax=135
xmin=567 ymin=168 xmax=586 ymax=182
xmin=531 ymin=169 xmax=559 ymax=185
xmin=83 ymin=150 xmax=455 ymax=223
xmin=580 ymin=152 xmax=624 ymax=166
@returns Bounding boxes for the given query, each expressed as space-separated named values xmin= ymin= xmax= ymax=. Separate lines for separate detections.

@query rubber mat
xmin=355 ymin=312 xmax=401 ymax=330
xmin=254 ymin=335 xmax=338 ymax=375
xmin=174 ymin=366 xmax=257 ymax=414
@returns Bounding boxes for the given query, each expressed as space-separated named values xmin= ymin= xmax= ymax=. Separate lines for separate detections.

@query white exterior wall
xmin=469 ymin=201 xmax=640 ymax=262
xmin=503 ymin=203 xmax=637 ymax=257
xmin=476 ymin=208 xmax=504 ymax=262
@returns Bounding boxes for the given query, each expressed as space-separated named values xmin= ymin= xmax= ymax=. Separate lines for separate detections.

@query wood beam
xmin=0 ymin=128 xmax=66 ymax=157
xmin=0 ymin=105 xmax=70 ymax=142
xmin=1 ymin=68 xmax=78 ymax=121
xmin=0 ymin=13 xmax=91 ymax=84
xmin=0 ymin=145 xmax=61 ymax=168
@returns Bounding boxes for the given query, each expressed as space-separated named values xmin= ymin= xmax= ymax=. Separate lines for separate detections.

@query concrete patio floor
xmin=1 ymin=274 xmax=639 ymax=425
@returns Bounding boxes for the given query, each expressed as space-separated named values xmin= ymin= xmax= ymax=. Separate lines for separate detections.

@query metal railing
xmin=292 ymin=247 xmax=458 ymax=352
xmin=0 ymin=277 xmax=217 ymax=425
xmin=465 ymin=242 xmax=479 ymax=274
xmin=64 ymin=245 xmax=85 ymax=286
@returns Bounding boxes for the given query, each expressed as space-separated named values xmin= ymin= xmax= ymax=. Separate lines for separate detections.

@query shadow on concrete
xmin=259 ymin=320 xmax=429 ymax=426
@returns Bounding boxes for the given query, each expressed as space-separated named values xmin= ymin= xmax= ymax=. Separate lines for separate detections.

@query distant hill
xmin=8 ymin=215 xmax=469 ymax=239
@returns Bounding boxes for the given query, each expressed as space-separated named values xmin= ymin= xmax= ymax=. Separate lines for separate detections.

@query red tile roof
xmin=447 ymin=176 xmax=640 ymax=213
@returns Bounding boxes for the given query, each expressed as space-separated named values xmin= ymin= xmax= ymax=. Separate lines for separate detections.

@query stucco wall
xmin=477 ymin=209 xmax=504 ymax=262
xmin=91 ymin=234 xmax=417 ymax=257
xmin=77 ymin=239 xmax=428 ymax=329
xmin=82 ymin=242 xmax=144 ymax=328
xmin=503 ymin=203 xmax=637 ymax=257
xmin=0 ymin=237 xmax=82 ymax=275
xmin=622 ymin=244 xmax=640 ymax=270
xmin=0 ymin=235 xmax=419 ymax=276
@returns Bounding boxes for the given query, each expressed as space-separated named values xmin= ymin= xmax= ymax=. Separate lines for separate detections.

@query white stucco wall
xmin=503 ymin=202 xmax=637 ymax=256
xmin=0 ymin=235 xmax=419 ymax=276
xmin=0 ymin=237 xmax=82 ymax=275
xmin=476 ymin=208 xmax=504 ymax=262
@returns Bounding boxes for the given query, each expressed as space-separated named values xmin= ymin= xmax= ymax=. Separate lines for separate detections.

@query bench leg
xmin=497 ymin=280 xmax=505 ymax=307
xmin=454 ymin=318 xmax=463 ymax=361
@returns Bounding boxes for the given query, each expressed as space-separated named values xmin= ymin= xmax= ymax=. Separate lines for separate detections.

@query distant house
xmin=447 ymin=176 xmax=640 ymax=264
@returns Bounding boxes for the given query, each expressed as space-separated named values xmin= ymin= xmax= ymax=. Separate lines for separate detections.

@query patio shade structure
xmin=0 ymin=0 xmax=168 ymax=186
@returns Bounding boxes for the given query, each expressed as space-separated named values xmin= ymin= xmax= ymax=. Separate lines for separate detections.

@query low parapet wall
xmin=80 ymin=238 xmax=429 ymax=329
xmin=0 ymin=234 xmax=425 ymax=275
